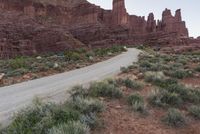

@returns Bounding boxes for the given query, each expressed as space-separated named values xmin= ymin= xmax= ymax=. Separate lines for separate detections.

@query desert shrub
xmin=94 ymin=48 xmax=108 ymax=56
xmin=144 ymin=71 xmax=165 ymax=83
xmin=1 ymin=103 xmax=57 ymax=134
xmin=186 ymin=89 xmax=200 ymax=104
xmin=161 ymin=55 xmax=174 ymax=62
xmin=9 ymin=57 xmax=27 ymax=69
xmin=1 ymin=97 xmax=103 ymax=134
xmin=52 ymin=107 xmax=81 ymax=125
xmin=139 ymin=60 xmax=152 ymax=68
xmin=148 ymin=89 xmax=183 ymax=107
xmin=120 ymin=67 xmax=129 ymax=73
xmin=144 ymin=72 xmax=178 ymax=88
xmin=120 ymin=78 xmax=143 ymax=90
xmin=154 ymin=78 xmax=178 ymax=88
xmin=85 ymin=51 xmax=95 ymax=58
xmin=6 ymin=68 xmax=29 ymax=77
xmin=166 ymin=69 xmax=193 ymax=79
xmin=132 ymin=101 xmax=146 ymax=114
xmin=195 ymin=65 xmax=200 ymax=72
xmin=110 ymin=45 xmax=127 ymax=53
xmin=89 ymin=81 xmax=123 ymax=98
xmin=160 ymin=91 xmax=183 ymax=107
xmin=165 ymin=84 xmax=200 ymax=104
xmin=176 ymin=57 xmax=188 ymax=65
xmin=49 ymin=121 xmax=90 ymax=134
xmin=162 ymin=108 xmax=186 ymax=127
xmin=136 ymin=45 xmax=145 ymax=50
xmin=65 ymin=52 xmax=81 ymax=61
xmin=70 ymin=85 xmax=88 ymax=99
xmin=127 ymin=94 xmax=146 ymax=113
xmin=80 ymin=113 xmax=100 ymax=129
xmin=75 ymin=48 xmax=87 ymax=53
xmin=188 ymin=105 xmax=200 ymax=119
xmin=68 ymin=97 xmax=104 ymax=115
xmin=148 ymin=89 xmax=166 ymax=107
xmin=127 ymin=93 xmax=144 ymax=105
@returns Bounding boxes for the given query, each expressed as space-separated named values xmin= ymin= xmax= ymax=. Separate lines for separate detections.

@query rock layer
xmin=0 ymin=0 xmax=199 ymax=58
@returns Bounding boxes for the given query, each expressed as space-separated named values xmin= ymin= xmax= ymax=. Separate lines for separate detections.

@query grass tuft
xmin=162 ymin=108 xmax=186 ymax=127
xmin=49 ymin=121 xmax=90 ymax=134
xmin=188 ymin=105 xmax=200 ymax=119
xmin=89 ymin=81 xmax=123 ymax=99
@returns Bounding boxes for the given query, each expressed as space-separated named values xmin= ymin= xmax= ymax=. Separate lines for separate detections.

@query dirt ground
xmin=93 ymin=73 xmax=200 ymax=134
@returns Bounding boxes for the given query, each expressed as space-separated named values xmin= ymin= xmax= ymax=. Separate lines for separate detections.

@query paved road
xmin=0 ymin=48 xmax=141 ymax=126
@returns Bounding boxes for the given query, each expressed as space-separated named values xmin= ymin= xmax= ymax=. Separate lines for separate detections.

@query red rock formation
xmin=146 ymin=13 xmax=156 ymax=33
xmin=0 ymin=11 xmax=84 ymax=59
xmin=160 ymin=8 xmax=188 ymax=36
xmin=0 ymin=0 xmax=198 ymax=58
xmin=112 ymin=0 xmax=129 ymax=26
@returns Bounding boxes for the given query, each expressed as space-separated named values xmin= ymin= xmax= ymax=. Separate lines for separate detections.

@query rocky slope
xmin=0 ymin=0 xmax=199 ymax=58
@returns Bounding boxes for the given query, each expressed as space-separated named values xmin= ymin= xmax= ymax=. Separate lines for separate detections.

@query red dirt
xmin=181 ymin=77 xmax=200 ymax=88
xmin=93 ymin=75 xmax=200 ymax=134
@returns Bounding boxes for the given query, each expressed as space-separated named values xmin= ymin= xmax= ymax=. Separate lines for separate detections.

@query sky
xmin=88 ymin=0 xmax=199 ymax=38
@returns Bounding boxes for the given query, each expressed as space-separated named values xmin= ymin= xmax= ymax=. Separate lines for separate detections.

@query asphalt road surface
xmin=0 ymin=48 xmax=141 ymax=126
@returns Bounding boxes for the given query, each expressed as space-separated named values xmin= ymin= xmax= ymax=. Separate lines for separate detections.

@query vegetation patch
xmin=162 ymin=108 xmax=186 ymax=127
xmin=49 ymin=121 xmax=90 ymax=134
xmin=119 ymin=78 xmax=143 ymax=90
xmin=188 ymin=105 xmax=200 ymax=120
xmin=127 ymin=93 xmax=147 ymax=114
xmin=0 ymin=83 xmax=105 ymax=134
xmin=0 ymin=46 xmax=126 ymax=86
xmin=195 ymin=65 xmax=200 ymax=72
xmin=89 ymin=81 xmax=123 ymax=99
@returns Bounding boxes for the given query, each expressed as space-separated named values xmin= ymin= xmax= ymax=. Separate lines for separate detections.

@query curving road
xmin=0 ymin=48 xmax=141 ymax=127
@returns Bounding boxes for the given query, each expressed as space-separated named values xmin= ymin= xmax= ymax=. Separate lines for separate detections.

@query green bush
xmin=127 ymin=93 xmax=144 ymax=105
xmin=186 ymin=89 xmax=200 ymax=104
xmin=1 ymin=97 xmax=103 ymax=134
xmin=121 ymin=78 xmax=143 ymax=90
xmin=195 ymin=65 xmax=200 ymax=72
xmin=120 ymin=67 xmax=129 ymax=73
xmin=49 ymin=121 xmax=90 ymax=134
xmin=80 ymin=113 xmax=100 ymax=129
xmin=89 ymin=81 xmax=123 ymax=98
xmin=52 ymin=107 xmax=81 ymax=125
xmin=9 ymin=57 xmax=27 ymax=69
xmin=162 ymin=108 xmax=186 ymax=127
xmin=68 ymin=97 xmax=104 ymax=115
xmin=167 ymin=69 xmax=193 ymax=79
xmin=188 ymin=105 xmax=200 ymax=119
xmin=127 ymin=94 xmax=146 ymax=113
xmin=1 ymin=103 xmax=57 ymax=134
xmin=70 ymin=85 xmax=88 ymax=99
xmin=144 ymin=71 xmax=165 ymax=83
xmin=65 ymin=52 xmax=81 ymax=61
xmin=160 ymin=91 xmax=183 ymax=107
xmin=144 ymin=71 xmax=178 ymax=88
xmin=6 ymin=68 xmax=29 ymax=77
xmin=110 ymin=45 xmax=127 ymax=53
xmin=148 ymin=89 xmax=183 ymax=107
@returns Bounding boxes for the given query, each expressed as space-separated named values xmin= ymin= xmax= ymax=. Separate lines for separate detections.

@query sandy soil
xmin=93 ymin=72 xmax=200 ymax=134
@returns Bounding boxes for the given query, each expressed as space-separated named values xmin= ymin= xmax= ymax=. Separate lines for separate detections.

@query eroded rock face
xmin=0 ymin=11 xmax=84 ymax=59
xmin=0 ymin=0 xmax=198 ymax=58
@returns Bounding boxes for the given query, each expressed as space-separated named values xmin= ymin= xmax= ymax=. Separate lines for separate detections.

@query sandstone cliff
xmin=0 ymin=0 xmax=199 ymax=58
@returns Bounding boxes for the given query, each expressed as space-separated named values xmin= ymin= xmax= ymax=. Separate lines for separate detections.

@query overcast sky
xmin=88 ymin=0 xmax=199 ymax=38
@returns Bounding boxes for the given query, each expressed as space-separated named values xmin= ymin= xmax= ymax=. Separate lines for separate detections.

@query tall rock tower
xmin=161 ymin=9 xmax=188 ymax=36
xmin=112 ymin=0 xmax=129 ymax=26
